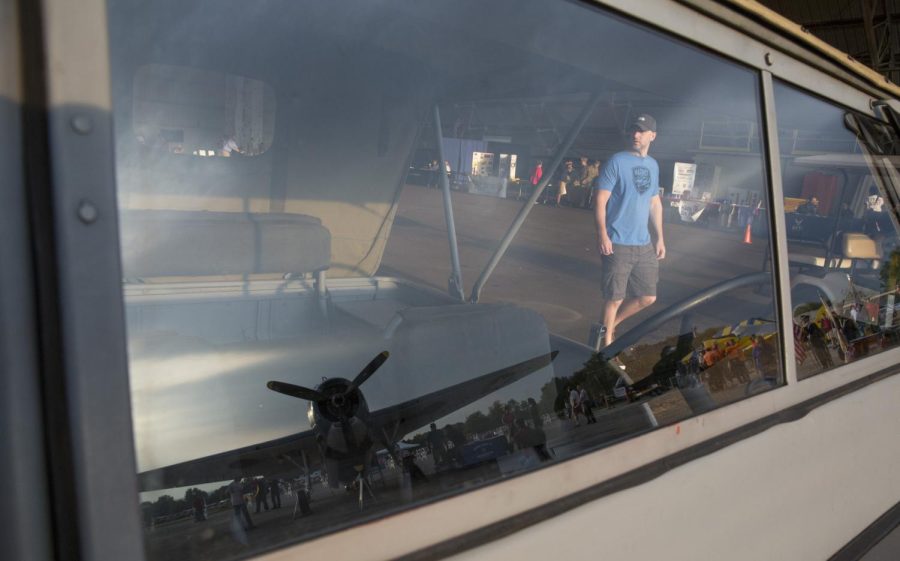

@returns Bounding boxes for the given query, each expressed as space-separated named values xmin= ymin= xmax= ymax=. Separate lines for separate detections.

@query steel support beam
xmin=469 ymin=93 xmax=601 ymax=303
xmin=433 ymin=104 xmax=465 ymax=302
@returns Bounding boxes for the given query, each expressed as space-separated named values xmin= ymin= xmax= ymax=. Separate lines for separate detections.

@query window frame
xmin=24 ymin=0 xmax=146 ymax=560
xmin=1 ymin=1 xmax=56 ymax=560
xmin=27 ymin=1 xmax=900 ymax=561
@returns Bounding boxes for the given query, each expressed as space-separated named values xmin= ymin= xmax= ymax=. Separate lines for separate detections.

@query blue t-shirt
xmin=595 ymin=151 xmax=659 ymax=246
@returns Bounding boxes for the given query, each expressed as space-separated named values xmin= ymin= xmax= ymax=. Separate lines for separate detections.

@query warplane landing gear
xmin=352 ymin=465 xmax=376 ymax=510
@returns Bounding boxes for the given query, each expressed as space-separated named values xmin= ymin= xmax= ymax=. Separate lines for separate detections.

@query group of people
xmin=425 ymin=422 xmax=466 ymax=467
xmin=425 ymin=398 xmax=551 ymax=466
xmin=795 ymin=188 xmax=889 ymax=238
xmin=798 ymin=314 xmax=836 ymax=369
xmin=227 ymin=476 xmax=285 ymax=531
xmin=504 ymin=400 xmax=552 ymax=460
xmin=425 ymin=159 xmax=453 ymax=188
xmin=532 ymin=156 xmax=601 ymax=208
xmin=684 ymin=336 xmax=767 ymax=391
xmin=567 ymin=384 xmax=597 ymax=426
xmin=798 ymin=302 xmax=880 ymax=369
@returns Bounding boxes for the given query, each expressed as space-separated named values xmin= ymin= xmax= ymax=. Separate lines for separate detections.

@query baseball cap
xmin=631 ymin=113 xmax=657 ymax=132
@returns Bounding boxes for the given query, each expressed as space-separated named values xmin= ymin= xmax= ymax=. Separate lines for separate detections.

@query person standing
xmin=501 ymin=406 xmax=517 ymax=445
xmin=192 ymin=493 xmax=207 ymax=522
xmin=444 ymin=160 xmax=453 ymax=188
xmin=803 ymin=316 xmax=834 ymax=369
xmin=752 ymin=335 xmax=764 ymax=376
xmin=512 ymin=419 xmax=552 ymax=461
xmin=594 ymin=114 xmax=666 ymax=347
xmin=555 ymin=160 xmax=577 ymax=207
xmin=253 ymin=477 xmax=269 ymax=513
xmin=527 ymin=160 xmax=543 ymax=201
xmin=796 ymin=196 xmax=819 ymax=215
xmin=426 ymin=422 xmax=447 ymax=466
xmin=582 ymin=159 xmax=601 ymax=208
xmin=229 ymin=478 xmax=254 ymax=530
xmin=269 ymin=478 xmax=282 ymax=509
xmin=426 ymin=160 xmax=439 ymax=188
xmin=527 ymin=397 xmax=543 ymax=428
xmin=568 ymin=385 xmax=583 ymax=426
xmin=578 ymin=384 xmax=597 ymax=424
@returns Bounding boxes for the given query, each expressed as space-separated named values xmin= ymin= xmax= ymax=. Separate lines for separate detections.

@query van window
xmin=774 ymin=81 xmax=900 ymax=379
xmin=106 ymin=1 xmax=784 ymax=558
xmin=133 ymin=64 xmax=275 ymax=157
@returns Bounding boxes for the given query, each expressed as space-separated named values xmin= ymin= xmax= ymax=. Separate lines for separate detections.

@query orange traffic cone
xmin=743 ymin=222 xmax=752 ymax=244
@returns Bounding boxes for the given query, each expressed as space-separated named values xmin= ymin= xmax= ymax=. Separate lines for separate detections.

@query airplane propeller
xmin=268 ymin=351 xmax=390 ymax=463
xmin=266 ymin=380 xmax=327 ymax=402
xmin=344 ymin=351 xmax=389 ymax=396
xmin=267 ymin=350 xmax=390 ymax=404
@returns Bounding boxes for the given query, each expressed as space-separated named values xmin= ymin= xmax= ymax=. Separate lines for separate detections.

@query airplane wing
xmin=138 ymin=430 xmax=320 ymax=492
xmin=368 ymin=350 xmax=557 ymax=443
xmin=137 ymin=350 xmax=556 ymax=492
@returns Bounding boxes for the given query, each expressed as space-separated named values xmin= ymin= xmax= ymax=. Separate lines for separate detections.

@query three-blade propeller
xmin=266 ymin=350 xmax=390 ymax=403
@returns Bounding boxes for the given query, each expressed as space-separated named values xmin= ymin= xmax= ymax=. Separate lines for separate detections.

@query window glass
xmin=107 ymin=1 xmax=784 ymax=558
xmin=774 ymin=81 xmax=900 ymax=379
xmin=133 ymin=64 xmax=275 ymax=157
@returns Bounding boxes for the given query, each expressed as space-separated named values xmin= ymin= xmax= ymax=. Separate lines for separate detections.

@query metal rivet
xmin=71 ymin=115 xmax=93 ymax=135
xmin=77 ymin=201 xmax=98 ymax=224
xmin=764 ymin=53 xmax=774 ymax=66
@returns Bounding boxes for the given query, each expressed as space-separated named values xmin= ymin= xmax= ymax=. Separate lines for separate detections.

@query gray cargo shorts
xmin=601 ymin=243 xmax=659 ymax=301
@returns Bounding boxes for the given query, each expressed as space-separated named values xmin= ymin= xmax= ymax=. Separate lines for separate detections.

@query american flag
xmin=793 ymin=323 xmax=808 ymax=364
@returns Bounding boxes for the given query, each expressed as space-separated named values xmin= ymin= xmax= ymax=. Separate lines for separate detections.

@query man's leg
xmin=600 ymin=245 xmax=636 ymax=346
xmin=613 ymin=295 xmax=657 ymax=329
xmin=605 ymin=244 xmax=659 ymax=343
xmin=602 ymin=299 xmax=623 ymax=346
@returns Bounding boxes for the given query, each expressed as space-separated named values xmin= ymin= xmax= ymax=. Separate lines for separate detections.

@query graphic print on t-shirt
xmin=632 ymin=166 xmax=651 ymax=194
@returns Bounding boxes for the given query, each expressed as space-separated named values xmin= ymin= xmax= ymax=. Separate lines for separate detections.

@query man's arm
xmin=650 ymin=194 xmax=666 ymax=259
xmin=595 ymin=189 xmax=613 ymax=255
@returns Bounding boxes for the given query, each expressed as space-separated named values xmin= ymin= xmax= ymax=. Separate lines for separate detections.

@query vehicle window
xmin=133 ymin=64 xmax=275 ymax=157
xmin=774 ymin=81 xmax=900 ymax=379
xmin=107 ymin=1 xmax=784 ymax=558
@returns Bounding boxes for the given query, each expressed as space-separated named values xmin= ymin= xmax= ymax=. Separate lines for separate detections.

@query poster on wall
xmin=472 ymin=152 xmax=495 ymax=176
xmin=672 ymin=162 xmax=696 ymax=196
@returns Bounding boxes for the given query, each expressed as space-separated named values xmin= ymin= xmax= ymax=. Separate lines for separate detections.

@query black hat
xmin=631 ymin=113 xmax=657 ymax=132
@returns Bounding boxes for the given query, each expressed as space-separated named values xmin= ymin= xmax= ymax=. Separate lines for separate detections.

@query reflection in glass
xmin=133 ymin=64 xmax=275 ymax=157
xmin=107 ymin=1 xmax=784 ymax=559
xmin=774 ymin=81 xmax=900 ymax=380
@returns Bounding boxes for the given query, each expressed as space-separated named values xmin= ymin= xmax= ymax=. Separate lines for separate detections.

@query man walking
xmin=594 ymin=114 xmax=666 ymax=347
